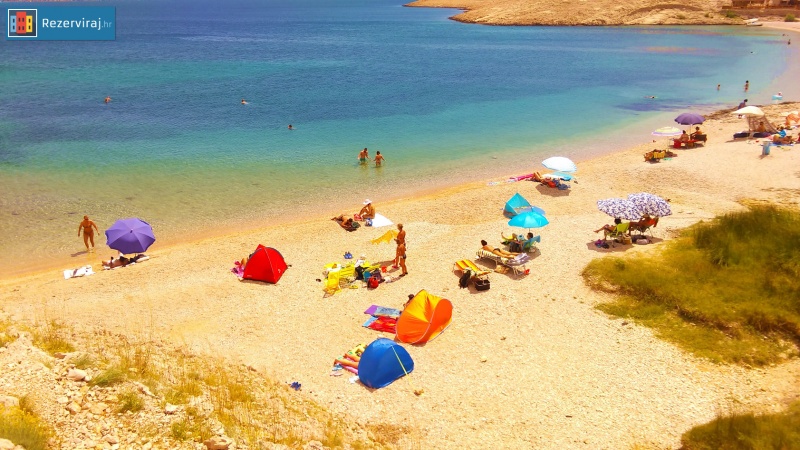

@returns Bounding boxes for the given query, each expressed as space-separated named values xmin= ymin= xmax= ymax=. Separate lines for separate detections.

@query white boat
xmin=744 ymin=18 xmax=762 ymax=26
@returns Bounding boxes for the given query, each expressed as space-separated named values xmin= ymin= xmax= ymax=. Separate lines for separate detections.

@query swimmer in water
xmin=288 ymin=124 xmax=293 ymax=130
xmin=358 ymin=147 xmax=369 ymax=164
xmin=645 ymin=96 xmax=657 ymax=99
xmin=374 ymin=151 xmax=385 ymax=167
xmin=241 ymin=99 xmax=247 ymax=105
xmin=104 ymin=96 xmax=111 ymax=104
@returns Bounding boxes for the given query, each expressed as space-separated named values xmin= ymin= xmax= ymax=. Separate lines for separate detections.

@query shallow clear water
xmin=0 ymin=0 xmax=796 ymax=273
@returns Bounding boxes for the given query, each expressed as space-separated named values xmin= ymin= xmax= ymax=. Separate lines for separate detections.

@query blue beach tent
xmin=358 ymin=338 xmax=414 ymax=389
xmin=504 ymin=193 xmax=545 ymax=217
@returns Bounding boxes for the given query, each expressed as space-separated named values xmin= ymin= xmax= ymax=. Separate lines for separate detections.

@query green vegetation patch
xmin=786 ymin=14 xmax=796 ymax=22
xmin=32 ymin=321 xmax=75 ymax=355
xmin=680 ymin=402 xmax=800 ymax=449
xmin=0 ymin=405 xmax=52 ymax=450
xmin=583 ymin=205 xmax=800 ymax=366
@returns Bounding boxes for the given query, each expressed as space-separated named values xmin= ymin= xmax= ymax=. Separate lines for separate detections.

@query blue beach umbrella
xmin=627 ymin=193 xmax=672 ymax=217
xmin=597 ymin=198 xmax=643 ymax=221
xmin=105 ymin=218 xmax=156 ymax=254
xmin=541 ymin=157 xmax=577 ymax=173
xmin=508 ymin=211 xmax=549 ymax=229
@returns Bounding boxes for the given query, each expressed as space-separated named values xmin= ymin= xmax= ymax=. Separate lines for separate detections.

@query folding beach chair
xmin=476 ymin=250 xmax=530 ymax=276
xmin=454 ymin=259 xmax=492 ymax=289
xmin=605 ymin=222 xmax=630 ymax=247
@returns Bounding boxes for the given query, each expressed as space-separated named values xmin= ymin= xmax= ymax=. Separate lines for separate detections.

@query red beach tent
xmin=242 ymin=245 xmax=288 ymax=284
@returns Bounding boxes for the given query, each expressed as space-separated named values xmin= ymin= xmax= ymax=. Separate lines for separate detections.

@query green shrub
xmin=680 ymin=401 xmax=800 ymax=449
xmin=786 ymin=14 xmax=796 ymax=22
xmin=117 ymin=390 xmax=144 ymax=413
xmin=583 ymin=205 xmax=800 ymax=365
xmin=723 ymin=10 xmax=739 ymax=19
xmin=0 ymin=406 xmax=51 ymax=450
xmin=90 ymin=366 xmax=125 ymax=387
xmin=32 ymin=321 xmax=74 ymax=355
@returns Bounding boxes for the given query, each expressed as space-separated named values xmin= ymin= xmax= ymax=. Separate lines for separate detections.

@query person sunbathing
xmin=530 ymin=172 xmax=543 ymax=182
xmin=331 ymin=214 xmax=359 ymax=230
xmin=102 ymin=255 xmax=130 ymax=269
xmin=630 ymin=215 xmax=657 ymax=231
xmin=594 ymin=218 xmax=622 ymax=235
xmin=358 ymin=200 xmax=376 ymax=220
xmin=481 ymin=240 xmax=519 ymax=258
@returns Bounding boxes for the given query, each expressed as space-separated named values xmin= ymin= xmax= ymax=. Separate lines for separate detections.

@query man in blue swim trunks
xmin=358 ymin=148 xmax=369 ymax=164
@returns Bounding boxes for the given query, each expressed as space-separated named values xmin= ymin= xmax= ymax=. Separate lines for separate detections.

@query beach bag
xmin=368 ymin=276 xmax=380 ymax=289
xmin=636 ymin=238 xmax=650 ymax=245
xmin=475 ymin=278 xmax=490 ymax=291
xmin=365 ymin=218 xmax=373 ymax=227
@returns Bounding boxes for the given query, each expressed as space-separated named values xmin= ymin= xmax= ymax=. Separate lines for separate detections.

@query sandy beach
xmin=3 ymin=91 xmax=800 ymax=448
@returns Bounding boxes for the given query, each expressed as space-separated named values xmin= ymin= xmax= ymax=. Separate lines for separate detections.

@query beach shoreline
xmin=2 ymin=97 xmax=800 ymax=448
xmin=2 ymin=21 xmax=800 ymax=450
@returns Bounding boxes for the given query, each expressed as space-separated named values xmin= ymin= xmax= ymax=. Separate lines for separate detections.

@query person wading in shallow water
xmin=78 ymin=215 xmax=99 ymax=252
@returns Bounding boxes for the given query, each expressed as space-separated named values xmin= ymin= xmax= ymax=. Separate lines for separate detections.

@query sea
xmin=1 ymin=0 xmax=798 ymax=275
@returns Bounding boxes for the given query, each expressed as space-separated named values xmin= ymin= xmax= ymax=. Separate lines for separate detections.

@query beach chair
xmin=501 ymin=233 xmax=541 ymax=254
xmin=323 ymin=264 xmax=357 ymax=295
xmin=476 ymin=250 xmax=530 ymax=276
xmin=630 ymin=217 xmax=659 ymax=239
xmin=605 ymin=222 xmax=630 ymax=247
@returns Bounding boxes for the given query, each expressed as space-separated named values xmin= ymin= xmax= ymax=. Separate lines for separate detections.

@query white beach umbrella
xmin=541 ymin=156 xmax=577 ymax=173
xmin=732 ymin=106 xmax=765 ymax=116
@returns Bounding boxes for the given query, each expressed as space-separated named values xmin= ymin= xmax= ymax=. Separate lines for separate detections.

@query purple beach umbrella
xmin=674 ymin=113 xmax=705 ymax=126
xmin=105 ymin=218 xmax=155 ymax=254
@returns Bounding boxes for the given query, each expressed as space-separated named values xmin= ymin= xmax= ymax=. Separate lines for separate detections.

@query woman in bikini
xmin=78 ymin=215 xmax=99 ymax=252
xmin=397 ymin=241 xmax=408 ymax=276
xmin=480 ymin=240 xmax=519 ymax=258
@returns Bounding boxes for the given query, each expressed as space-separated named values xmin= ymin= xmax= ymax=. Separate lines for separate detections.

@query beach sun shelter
xmin=396 ymin=290 xmax=453 ymax=344
xmin=358 ymin=338 xmax=414 ymax=389
xmin=242 ymin=245 xmax=288 ymax=284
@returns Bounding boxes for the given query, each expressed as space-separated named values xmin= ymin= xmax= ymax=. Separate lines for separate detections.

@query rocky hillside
xmin=405 ymin=0 xmax=745 ymax=25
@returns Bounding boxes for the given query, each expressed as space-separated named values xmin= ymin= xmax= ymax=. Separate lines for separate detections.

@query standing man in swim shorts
xmin=78 ymin=215 xmax=100 ymax=252
xmin=358 ymin=148 xmax=369 ymax=164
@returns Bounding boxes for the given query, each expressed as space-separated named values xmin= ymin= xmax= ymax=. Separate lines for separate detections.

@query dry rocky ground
xmin=0 ymin=319 xmax=397 ymax=450
xmin=406 ymin=0 xmax=791 ymax=25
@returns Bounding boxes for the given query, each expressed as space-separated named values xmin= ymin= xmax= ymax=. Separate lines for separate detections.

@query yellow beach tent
xmin=396 ymin=290 xmax=453 ymax=344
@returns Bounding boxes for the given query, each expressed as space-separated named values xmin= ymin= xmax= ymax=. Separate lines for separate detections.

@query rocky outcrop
xmin=405 ymin=0 xmax=745 ymax=26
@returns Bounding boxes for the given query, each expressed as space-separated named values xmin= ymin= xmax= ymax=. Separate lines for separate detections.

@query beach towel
xmin=64 ymin=265 xmax=95 ymax=279
xmin=362 ymin=316 xmax=398 ymax=333
xmin=368 ymin=213 xmax=393 ymax=228
xmin=364 ymin=305 xmax=402 ymax=318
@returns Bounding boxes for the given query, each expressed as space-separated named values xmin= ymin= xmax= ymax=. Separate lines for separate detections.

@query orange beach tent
xmin=396 ymin=290 xmax=453 ymax=344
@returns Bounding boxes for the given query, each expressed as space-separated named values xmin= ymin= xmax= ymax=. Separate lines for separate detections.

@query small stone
xmin=134 ymin=382 xmax=155 ymax=397
xmin=57 ymin=396 xmax=69 ymax=404
xmin=54 ymin=352 xmax=68 ymax=359
xmin=90 ymin=403 xmax=108 ymax=415
xmin=203 ymin=436 xmax=234 ymax=450
xmin=164 ymin=403 xmax=178 ymax=415
xmin=66 ymin=401 xmax=81 ymax=414
xmin=480 ymin=356 xmax=487 ymax=363
xmin=67 ymin=368 xmax=88 ymax=381
xmin=103 ymin=435 xmax=118 ymax=445
xmin=0 ymin=438 xmax=15 ymax=450
xmin=142 ymin=442 xmax=152 ymax=450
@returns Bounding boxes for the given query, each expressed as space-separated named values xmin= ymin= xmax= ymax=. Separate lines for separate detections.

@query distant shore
xmin=405 ymin=0 xmax=798 ymax=26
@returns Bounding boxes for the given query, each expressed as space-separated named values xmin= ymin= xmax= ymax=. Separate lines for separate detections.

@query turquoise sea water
xmin=0 ymin=0 xmax=797 ymax=273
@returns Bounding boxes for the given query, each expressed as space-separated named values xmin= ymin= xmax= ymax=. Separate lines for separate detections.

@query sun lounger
xmin=454 ymin=259 xmax=492 ymax=289
xmin=476 ymin=250 xmax=530 ymax=276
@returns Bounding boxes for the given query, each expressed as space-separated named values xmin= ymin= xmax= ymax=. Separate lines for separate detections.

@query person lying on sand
xmin=331 ymin=215 xmax=359 ymax=230
xmin=481 ymin=240 xmax=519 ymax=258
xmin=102 ymin=254 xmax=147 ymax=269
